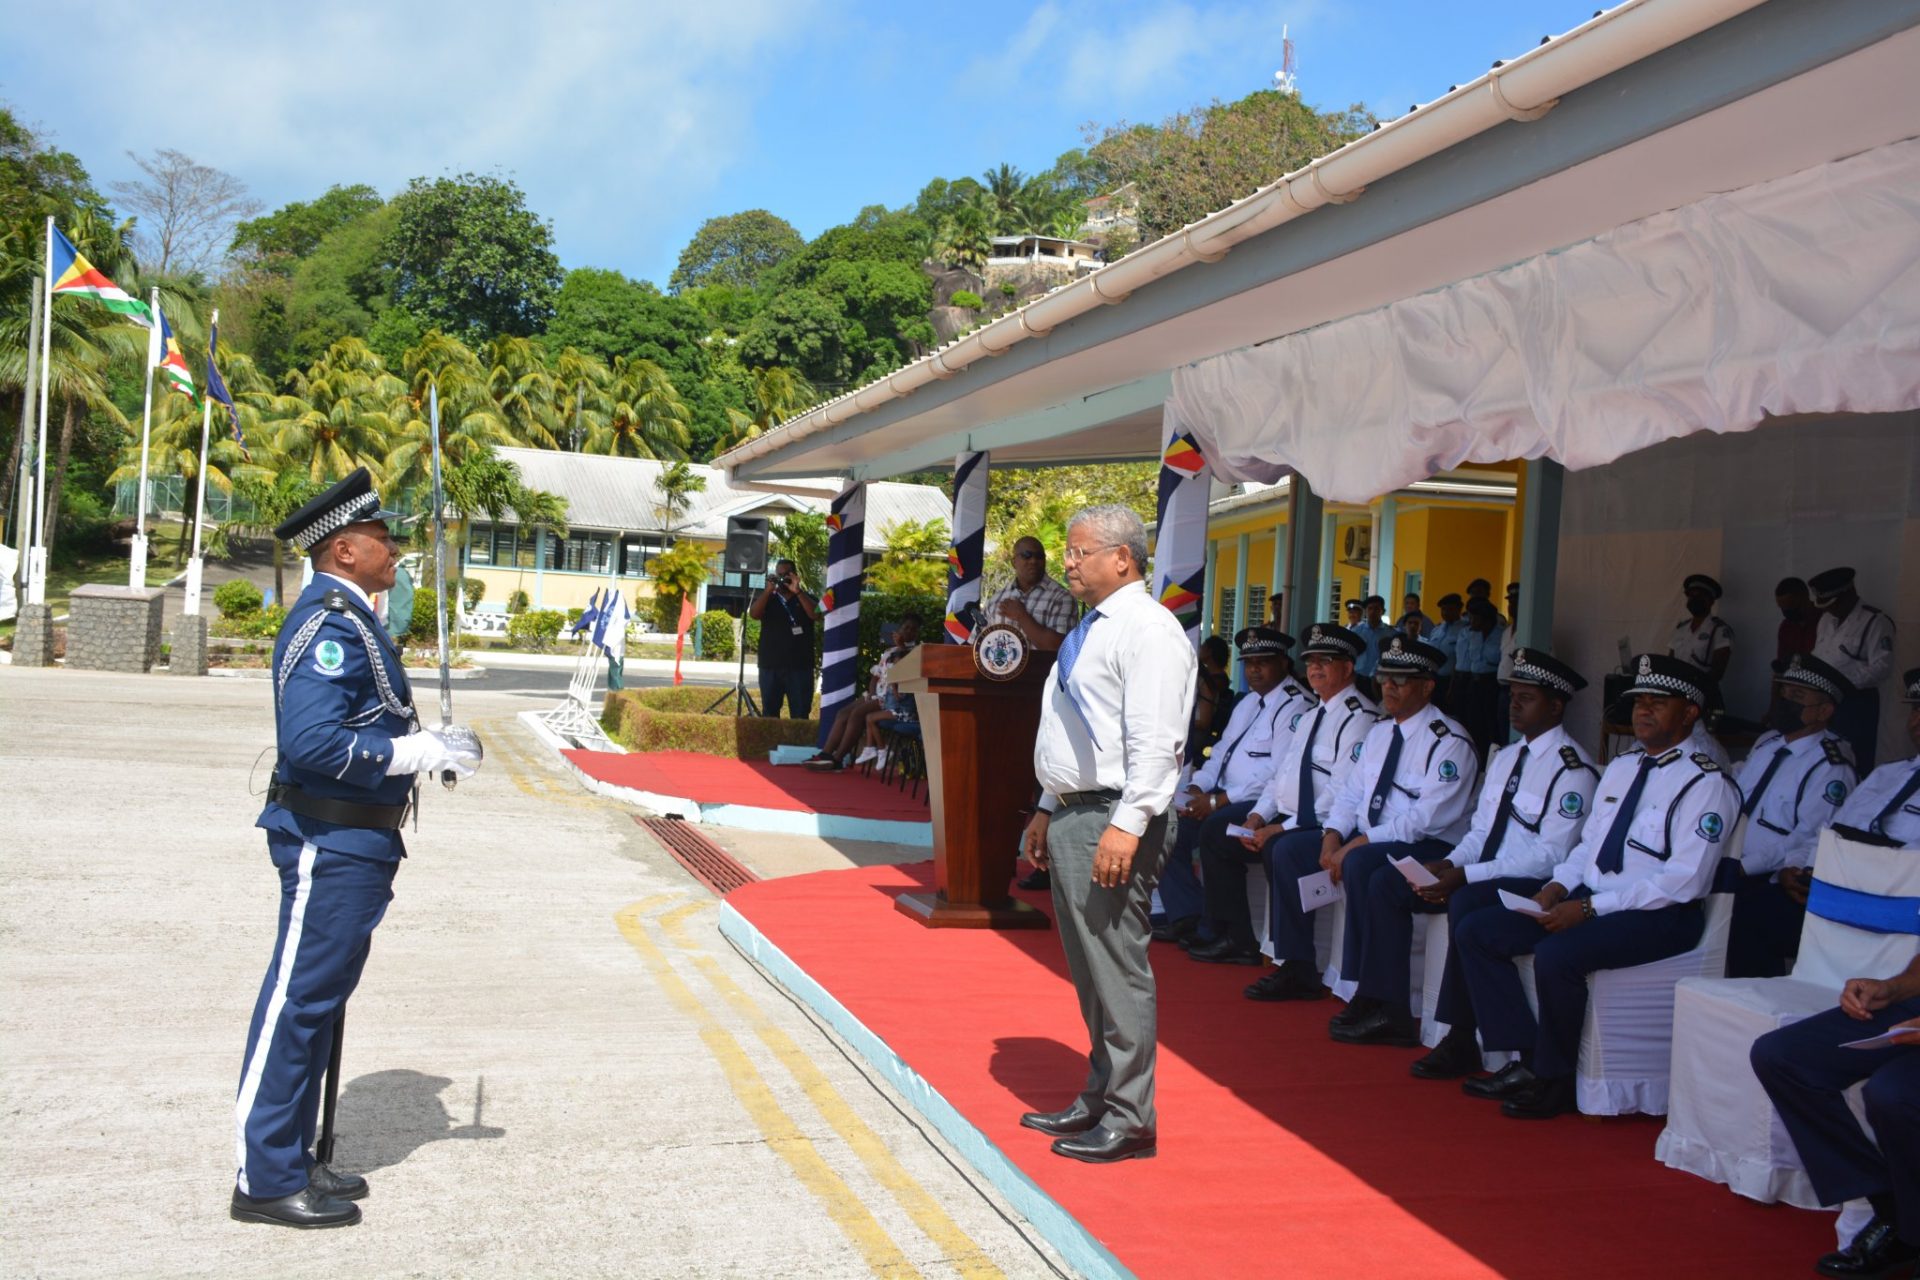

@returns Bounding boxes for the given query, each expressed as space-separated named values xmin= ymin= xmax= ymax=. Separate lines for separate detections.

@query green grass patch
xmin=602 ymin=686 xmax=818 ymax=759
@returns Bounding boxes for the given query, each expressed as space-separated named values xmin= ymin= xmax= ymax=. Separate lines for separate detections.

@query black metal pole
xmin=316 ymin=1006 xmax=345 ymax=1166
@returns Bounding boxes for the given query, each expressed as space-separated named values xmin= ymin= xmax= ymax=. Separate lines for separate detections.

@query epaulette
xmin=1429 ymin=719 xmax=1449 ymax=737
xmin=1560 ymin=746 xmax=1581 ymax=770
xmin=1690 ymin=751 xmax=1722 ymax=773
xmin=1822 ymin=737 xmax=1852 ymax=766
xmin=1345 ymin=696 xmax=1361 ymax=711
xmin=323 ymin=589 xmax=350 ymax=612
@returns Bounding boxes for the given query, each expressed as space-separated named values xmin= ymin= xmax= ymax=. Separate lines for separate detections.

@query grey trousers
xmin=1046 ymin=801 xmax=1172 ymax=1137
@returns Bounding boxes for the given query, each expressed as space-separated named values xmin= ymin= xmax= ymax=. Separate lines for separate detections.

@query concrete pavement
xmin=0 ymin=666 xmax=1065 ymax=1278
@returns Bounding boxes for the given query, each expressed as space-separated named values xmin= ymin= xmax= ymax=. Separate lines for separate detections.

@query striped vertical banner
xmin=815 ymin=480 xmax=867 ymax=747
xmin=943 ymin=449 xmax=989 ymax=642
xmin=1152 ymin=403 xmax=1211 ymax=648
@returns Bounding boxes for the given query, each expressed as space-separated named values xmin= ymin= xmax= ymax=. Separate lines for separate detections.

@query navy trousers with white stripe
xmin=234 ymin=835 xmax=396 ymax=1197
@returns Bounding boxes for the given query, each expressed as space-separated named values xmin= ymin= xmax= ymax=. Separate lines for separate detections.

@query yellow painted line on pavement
xmin=614 ymin=901 xmax=921 ymax=1279
xmin=657 ymin=901 xmax=1004 ymax=1279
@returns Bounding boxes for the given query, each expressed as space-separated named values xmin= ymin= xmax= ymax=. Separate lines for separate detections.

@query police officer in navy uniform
xmin=1452 ymin=653 xmax=1738 ymax=1119
xmin=231 ymin=468 xmax=483 ymax=1229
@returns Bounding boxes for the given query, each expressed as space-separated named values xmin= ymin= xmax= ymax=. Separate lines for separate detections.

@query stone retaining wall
xmin=66 ymin=585 xmax=166 ymax=673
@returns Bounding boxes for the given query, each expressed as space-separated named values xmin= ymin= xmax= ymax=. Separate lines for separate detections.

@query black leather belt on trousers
xmin=267 ymin=782 xmax=411 ymax=830
xmin=1055 ymin=788 xmax=1121 ymax=808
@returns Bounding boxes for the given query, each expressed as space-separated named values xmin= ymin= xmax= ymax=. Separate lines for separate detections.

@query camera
xmin=779 ymin=574 xmax=795 ymax=588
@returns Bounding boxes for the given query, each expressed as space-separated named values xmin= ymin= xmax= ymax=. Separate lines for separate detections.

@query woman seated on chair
xmin=805 ymin=616 xmax=921 ymax=770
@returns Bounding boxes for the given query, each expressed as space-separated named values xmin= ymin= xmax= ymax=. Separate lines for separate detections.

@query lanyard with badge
xmin=775 ymin=589 xmax=804 ymax=637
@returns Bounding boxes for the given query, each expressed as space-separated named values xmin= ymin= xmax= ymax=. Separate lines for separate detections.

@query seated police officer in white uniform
xmin=1670 ymin=573 xmax=1735 ymax=685
xmin=1206 ymin=624 xmax=1379 ymax=992
xmin=1725 ymin=653 xmax=1858 ymax=979
xmin=1830 ymin=667 xmax=1920 ymax=849
xmin=1156 ymin=626 xmax=1309 ymax=950
xmin=1396 ymin=649 xmax=1602 ymax=1080
xmin=1452 ymin=653 xmax=1738 ymax=1120
xmin=1319 ymin=635 xmax=1481 ymax=1047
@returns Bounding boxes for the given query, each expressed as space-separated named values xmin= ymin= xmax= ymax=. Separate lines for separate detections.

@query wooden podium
xmin=890 ymin=642 xmax=1053 ymax=929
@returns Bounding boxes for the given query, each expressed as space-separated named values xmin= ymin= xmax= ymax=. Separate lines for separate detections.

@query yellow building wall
xmin=1416 ymin=507 xmax=1511 ymax=603
xmin=1205 ymin=524 xmax=1286 ymax=635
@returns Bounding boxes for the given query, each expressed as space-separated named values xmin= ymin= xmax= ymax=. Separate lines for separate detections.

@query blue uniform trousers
xmin=1262 ymin=826 xmax=1328 ymax=965
xmin=1347 ymin=838 xmax=1452 ymax=1008
xmin=234 ymin=835 xmax=397 ymax=1197
xmin=1726 ymin=872 xmax=1807 ymax=979
xmin=1750 ymin=1000 xmax=1920 ymax=1240
xmin=1431 ymin=878 xmax=1546 ymax=1029
xmin=1179 ymin=801 xmax=1257 ymax=945
xmin=1452 ymin=890 xmax=1703 ymax=1079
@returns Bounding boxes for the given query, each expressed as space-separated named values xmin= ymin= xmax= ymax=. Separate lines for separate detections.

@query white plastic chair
xmin=1657 ymin=832 xmax=1920 ymax=1205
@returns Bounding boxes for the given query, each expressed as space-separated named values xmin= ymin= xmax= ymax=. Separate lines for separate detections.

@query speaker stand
xmin=704 ymin=572 xmax=761 ymax=717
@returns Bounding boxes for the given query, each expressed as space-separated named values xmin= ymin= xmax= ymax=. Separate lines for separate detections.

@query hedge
xmin=211 ymin=603 xmax=288 ymax=639
xmin=410 ymin=586 xmax=440 ymax=638
xmin=695 ymin=609 xmax=761 ymax=661
xmin=601 ymin=687 xmax=819 ymax=759
xmin=508 ymin=608 xmax=567 ymax=650
xmin=213 ymin=579 xmax=263 ymax=617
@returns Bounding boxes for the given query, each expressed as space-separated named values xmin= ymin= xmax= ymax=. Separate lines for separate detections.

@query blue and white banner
xmin=943 ymin=449 xmax=988 ymax=642
xmin=816 ymin=481 xmax=867 ymax=745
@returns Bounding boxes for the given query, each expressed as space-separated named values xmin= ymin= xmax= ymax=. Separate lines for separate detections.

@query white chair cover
xmin=1320 ymin=899 xmax=1432 ymax=1007
xmin=1657 ymin=832 xmax=1920 ymax=1203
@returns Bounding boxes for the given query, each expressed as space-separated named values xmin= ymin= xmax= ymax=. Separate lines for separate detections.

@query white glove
xmin=386 ymin=728 xmax=482 ymax=779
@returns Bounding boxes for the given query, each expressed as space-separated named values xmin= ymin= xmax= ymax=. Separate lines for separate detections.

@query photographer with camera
xmin=749 ymin=558 xmax=820 ymax=719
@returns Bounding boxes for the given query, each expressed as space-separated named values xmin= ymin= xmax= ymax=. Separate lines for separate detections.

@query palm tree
xmin=273 ymin=337 xmax=406 ymax=485
xmin=934 ymin=205 xmax=992 ymax=273
xmin=585 ymin=356 xmax=690 ymax=459
xmin=506 ymin=483 xmax=569 ymax=602
xmin=482 ymin=334 xmax=561 ymax=449
xmin=981 ymin=163 xmax=1030 ymax=232
xmin=383 ymin=332 xmax=516 ymax=496
xmin=548 ymin=346 xmax=612 ymax=452
xmin=652 ymin=458 xmax=705 ymax=541
xmin=715 ymin=365 xmax=814 ymax=454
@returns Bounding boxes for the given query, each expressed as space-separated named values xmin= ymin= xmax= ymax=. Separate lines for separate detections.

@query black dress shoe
xmin=1330 ymin=1006 xmax=1422 ymax=1047
xmin=1187 ymin=937 xmax=1263 ymax=965
xmin=1410 ymin=1032 xmax=1483 ymax=1080
xmin=1501 ymin=1075 xmax=1578 ymax=1120
xmin=1015 ymin=868 xmax=1050 ymax=891
xmin=1019 ymin=1103 xmax=1101 ymax=1137
xmin=1816 ymin=1216 xmax=1920 ymax=1278
xmin=1328 ymin=997 xmax=1380 ymax=1032
xmin=1051 ymin=1125 xmax=1156 ymax=1164
xmin=230 ymin=1186 xmax=361 ymax=1229
xmin=1245 ymin=964 xmax=1327 ymax=1002
xmin=308 ymin=1163 xmax=368 ymax=1201
xmin=1462 ymin=1061 xmax=1535 ymax=1100
xmin=1151 ymin=916 xmax=1200 ymax=945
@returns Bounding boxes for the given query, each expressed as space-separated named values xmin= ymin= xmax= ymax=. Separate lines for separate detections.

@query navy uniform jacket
xmin=257 ymin=574 xmax=419 ymax=862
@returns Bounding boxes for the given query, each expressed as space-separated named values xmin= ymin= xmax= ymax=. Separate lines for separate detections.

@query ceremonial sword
xmin=429 ymin=382 xmax=482 ymax=788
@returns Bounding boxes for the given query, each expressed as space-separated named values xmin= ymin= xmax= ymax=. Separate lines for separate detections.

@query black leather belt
xmin=1055 ymin=789 xmax=1121 ymax=808
xmin=268 ymin=782 xmax=411 ymax=830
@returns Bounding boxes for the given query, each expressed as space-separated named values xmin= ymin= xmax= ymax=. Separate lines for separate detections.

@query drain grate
xmin=636 ymin=816 xmax=760 ymax=896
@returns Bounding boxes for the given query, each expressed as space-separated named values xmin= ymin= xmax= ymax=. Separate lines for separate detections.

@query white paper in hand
xmin=1225 ymin=824 xmax=1257 ymax=840
xmin=1839 ymin=1029 xmax=1914 ymax=1050
xmin=1499 ymin=888 xmax=1551 ymax=918
xmin=1299 ymin=870 xmax=1343 ymax=912
xmin=1391 ymin=855 xmax=1440 ymax=888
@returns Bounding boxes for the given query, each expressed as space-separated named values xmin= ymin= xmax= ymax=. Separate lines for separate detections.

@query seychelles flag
xmin=51 ymin=225 xmax=151 ymax=327
xmin=156 ymin=307 xmax=194 ymax=399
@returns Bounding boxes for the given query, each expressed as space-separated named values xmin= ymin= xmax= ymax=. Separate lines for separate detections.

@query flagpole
xmin=29 ymin=217 xmax=54 ymax=605
xmin=185 ymin=309 xmax=217 ymax=617
xmin=130 ymin=287 xmax=161 ymax=588
xmin=11 ymin=291 xmax=40 ymax=595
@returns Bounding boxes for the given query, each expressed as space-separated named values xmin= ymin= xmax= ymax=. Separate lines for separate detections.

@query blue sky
xmin=1 ymin=1 xmax=1605 ymax=285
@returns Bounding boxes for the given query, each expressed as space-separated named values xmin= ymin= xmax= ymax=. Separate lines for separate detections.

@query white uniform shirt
xmin=1550 ymin=746 xmax=1739 ymax=914
xmin=1834 ymin=756 xmax=1920 ymax=849
xmin=1670 ymin=615 xmax=1735 ymax=671
xmin=1733 ymin=730 xmax=1857 ymax=874
xmin=1325 ymin=702 xmax=1480 ymax=846
xmin=1814 ymin=604 xmax=1897 ymax=690
xmin=1034 ymin=580 xmax=1197 ymax=837
xmin=1688 ymin=721 xmax=1732 ymax=771
xmin=1252 ymin=683 xmax=1380 ymax=830
xmin=1189 ymin=678 xmax=1310 ymax=804
xmin=1446 ymin=725 xmax=1601 ymax=883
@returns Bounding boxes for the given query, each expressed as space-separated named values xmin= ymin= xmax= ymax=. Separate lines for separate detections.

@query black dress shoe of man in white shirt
xmin=1815 ymin=1215 xmax=1920 ymax=1278
xmin=1462 ymin=1061 xmax=1536 ymax=1100
xmin=307 ymin=1162 xmax=368 ymax=1201
xmin=1019 ymin=1102 xmax=1102 ymax=1137
xmin=1051 ymin=1125 xmax=1157 ymax=1164
xmin=230 ymin=1185 xmax=361 ymax=1228
xmin=1187 ymin=936 xmax=1262 ymax=965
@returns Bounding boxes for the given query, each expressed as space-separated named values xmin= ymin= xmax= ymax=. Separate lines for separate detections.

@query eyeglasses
xmin=1062 ymin=543 xmax=1121 ymax=565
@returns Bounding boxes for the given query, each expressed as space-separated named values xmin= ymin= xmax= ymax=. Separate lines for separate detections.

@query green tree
xmin=224 ymin=469 xmax=325 ymax=604
xmin=932 ymin=205 xmax=992 ymax=273
xmin=652 ymin=457 xmax=705 ymax=537
xmin=717 ymin=364 xmax=813 ymax=454
xmin=770 ymin=510 xmax=827 ymax=594
xmin=230 ymin=183 xmax=384 ymax=269
xmin=585 ymin=355 xmax=689 ymax=459
xmin=738 ymin=288 xmax=849 ymax=388
xmin=384 ymin=172 xmax=561 ymax=340
xmin=645 ymin=538 xmax=710 ymax=632
xmin=865 ymin=517 xmax=950 ymax=596
xmin=669 ymin=209 xmax=803 ymax=293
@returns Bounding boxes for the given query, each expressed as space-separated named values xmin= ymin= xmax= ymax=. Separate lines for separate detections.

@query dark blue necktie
xmin=1295 ymin=705 xmax=1326 ymax=820
xmin=1366 ymin=725 xmax=1404 ymax=824
xmin=1871 ymin=762 xmax=1920 ymax=837
xmin=1054 ymin=608 xmax=1102 ymax=742
xmin=1595 ymin=755 xmax=1658 ymax=874
xmin=1740 ymin=746 xmax=1792 ymax=818
xmin=1481 ymin=744 xmax=1530 ymax=860
xmin=1214 ymin=696 xmax=1265 ymax=779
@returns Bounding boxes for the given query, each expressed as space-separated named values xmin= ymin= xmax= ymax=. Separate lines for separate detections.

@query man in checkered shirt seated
xmin=983 ymin=536 xmax=1077 ymax=652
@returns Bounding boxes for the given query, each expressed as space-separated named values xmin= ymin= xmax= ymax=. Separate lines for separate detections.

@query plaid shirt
xmin=984 ymin=575 xmax=1078 ymax=637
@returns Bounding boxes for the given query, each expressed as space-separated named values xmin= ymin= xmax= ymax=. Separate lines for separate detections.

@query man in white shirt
xmin=1726 ymin=653 xmax=1858 ymax=979
xmin=1810 ymin=566 xmax=1899 ymax=771
xmin=1454 ymin=653 xmax=1739 ymax=1119
xmin=1831 ymin=667 xmax=1920 ymax=849
xmin=1393 ymin=649 xmax=1601 ymax=1078
xmin=1321 ymin=636 xmax=1481 ymax=1047
xmin=1217 ymin=624 xmax=1380 ymax=996
xmin=982 ymin=536 xmax=1077 ymax=652
xmin=1155 ymin=627 xmax=1310 ymax=948
xmin=1669 ymin=573 xmax=1735 ymax=684
xmin=1017 ymin=505 xmax=1195 ymax=1164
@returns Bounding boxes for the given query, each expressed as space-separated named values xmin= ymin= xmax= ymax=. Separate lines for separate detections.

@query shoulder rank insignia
xmin=1429 ymin=719 xmax=1449 ymax=737
xmin=1560 ymin=745 xmax=1581 ymax=770
xmin=1689 ymin=751 xmax=1722 ymax=773
xmin=1822 ymin=738 xmax=1852 ymax=766
xmin=322 ymin=588 xmax=350 ymax=613
xmin=1345 ymin=696 xmax=1361 ymax=710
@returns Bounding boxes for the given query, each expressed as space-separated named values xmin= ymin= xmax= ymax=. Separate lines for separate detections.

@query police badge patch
xmin=1824 ymin=780 xmax=1848 ymax=805
xmin=1698 ymin=812 xmax=1725 ymax=843
xmin=1351 ymin=742 xmax=1364 ymax=762
xmin=1438 ymin=760 xmax=1459 ymax=781
xmin=1560 ymin=791 xmax=1585 ymax=817
xmin=314 ymin=639 xmax=346 ymax=675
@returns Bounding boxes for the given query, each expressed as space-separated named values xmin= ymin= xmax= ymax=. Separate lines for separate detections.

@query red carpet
xmin=563 ymin=749 xmax=930 ymax=823
xmin=728 ymin=862 xmax=1833 ymax=1280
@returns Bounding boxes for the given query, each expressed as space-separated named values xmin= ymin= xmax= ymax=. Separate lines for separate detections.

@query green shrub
xmin=696 ymin=609 xmax=738 ymax=660
xmin=998 ymin=282 xmax=1018 ymax=297
xmin=601 ymin=687 xmax=819 ymax=759
xmin=211 ymin=603 xmax=288 ymax=639
xmin=213 ymin=579 xmax=263 ymax=617
xmin=461 ymin=578 xmax=485 ymax=609
xmin=565 ymin=606 xmax=586 ymax=631
xmin=950 ymin=289 xmax=984 ymax=311
xmin=508 ymin=608 xmax=566 ymax=650
xmin=507 ymin=588 xmax=530 ymax=614
xmin=856 ymin=591 xmax=945 ymax=678
xmin=410 ymin=586 xmax=441 ymax=639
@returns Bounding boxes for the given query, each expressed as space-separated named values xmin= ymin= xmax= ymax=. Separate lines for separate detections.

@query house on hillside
xmin=1079 ymin=182 xmax=1139 ymax=238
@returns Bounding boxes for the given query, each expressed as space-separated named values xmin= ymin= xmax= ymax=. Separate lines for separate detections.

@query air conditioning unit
xmin=1340 ymin=525 xmax=1372 ymax=566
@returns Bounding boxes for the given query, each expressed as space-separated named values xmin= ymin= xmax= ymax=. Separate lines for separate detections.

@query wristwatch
xmin=1581 ymin=898 xmax=1597 ymax=921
